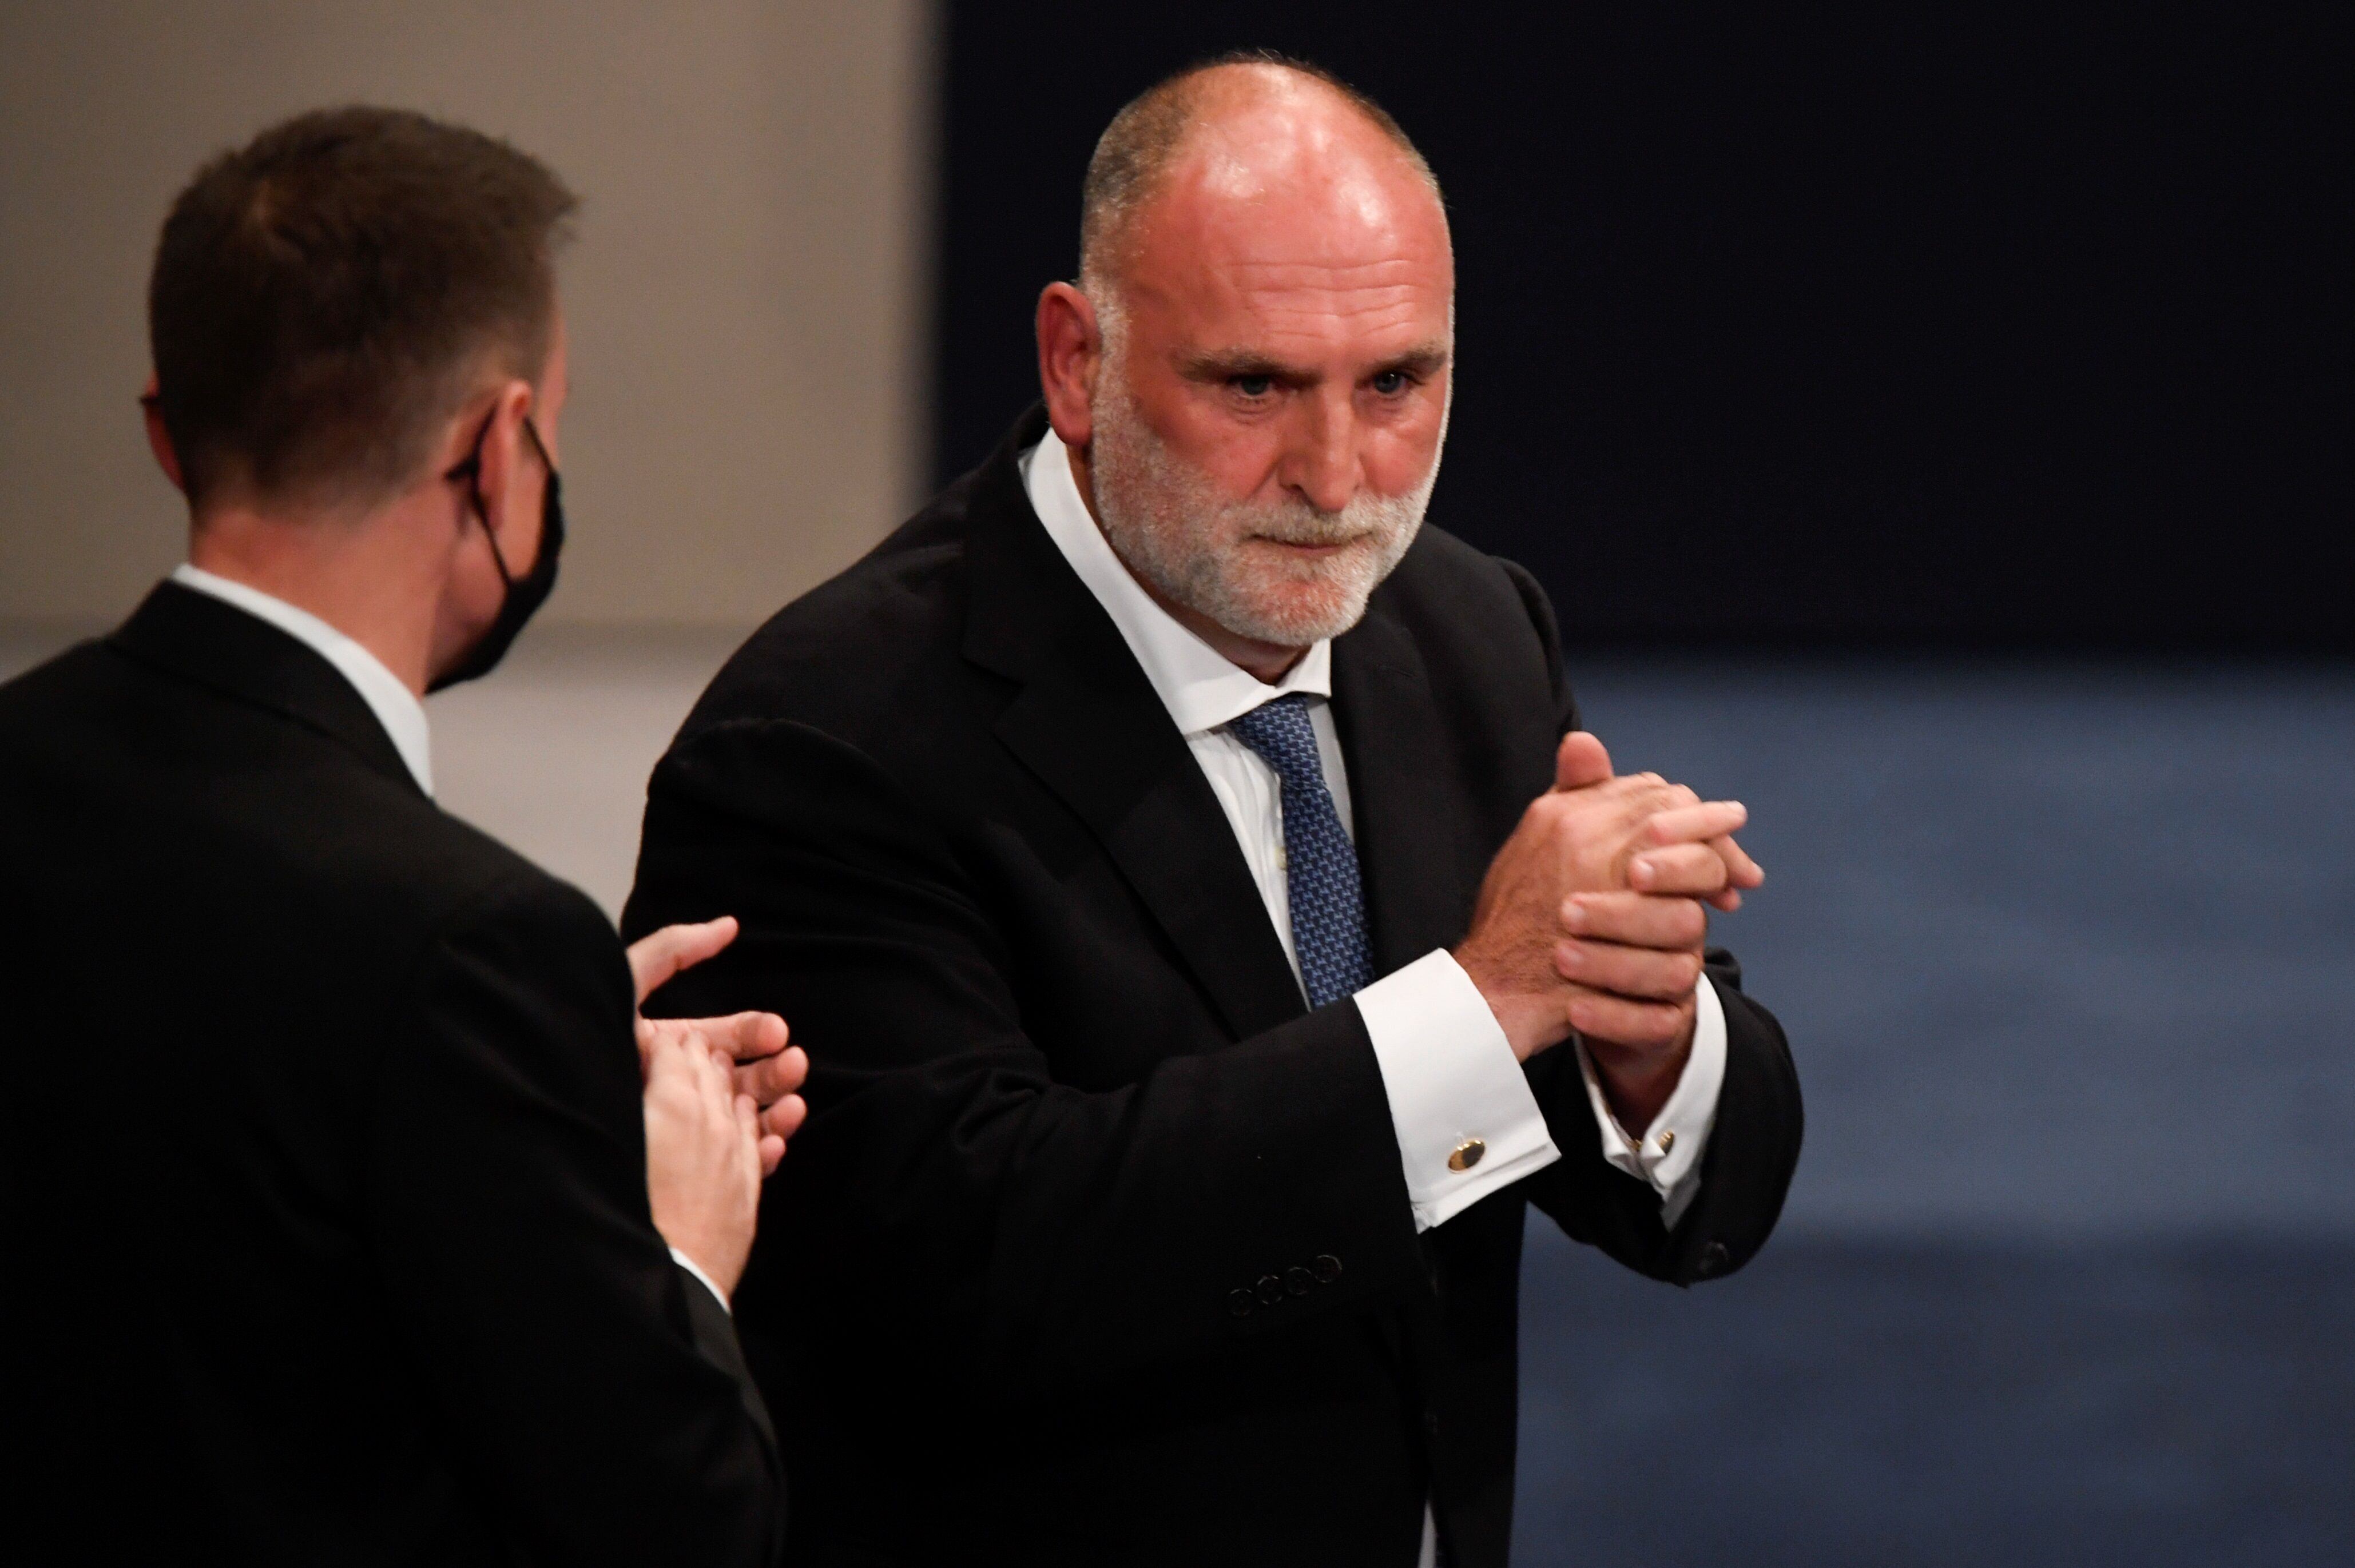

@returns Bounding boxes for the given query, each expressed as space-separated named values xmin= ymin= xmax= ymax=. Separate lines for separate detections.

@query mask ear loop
xmin=444 ymin=408 xmax=519 ymax=588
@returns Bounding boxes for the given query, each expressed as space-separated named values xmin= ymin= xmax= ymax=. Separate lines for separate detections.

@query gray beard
xmin=1087 ymin=385 xmax=1440 ymax=648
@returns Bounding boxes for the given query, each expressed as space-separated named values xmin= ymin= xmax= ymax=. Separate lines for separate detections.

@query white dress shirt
xmin=166 ymin=565 xmax=733 ymax=1314
xmin=1017 ymin=433 xmax=1726 ymax=1231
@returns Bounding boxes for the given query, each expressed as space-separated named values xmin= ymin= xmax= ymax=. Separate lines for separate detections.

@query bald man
xmin=626 ymin=54 xmax=1802 ymax=1567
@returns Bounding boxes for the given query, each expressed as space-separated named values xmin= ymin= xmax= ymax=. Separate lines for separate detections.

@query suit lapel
xmin=1332 ymin=600 xmax=1474 ymax=973
xmin=992 ymin=649 xmax=1309 ymax=1041
xmin=964 ymin=409 xmax=1306 ymax=1043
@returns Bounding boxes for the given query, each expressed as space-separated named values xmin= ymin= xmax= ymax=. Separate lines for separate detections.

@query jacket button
xmin=1256 ymin=1274 xmax=1284 ymax=1306
xmin=1313 ymin=1253 xmax=1343 ymax=1284
xmin=1696 ymin=1241 xmax=1730 ymax=1278
xmin=1285 ymin=1266 xmax=1313 ymax=1296
xmin=1228 ymin=1290 xmax=1254 ymax=1318
xmin=1424 ymin=1411 xmax=1442 ymax=1440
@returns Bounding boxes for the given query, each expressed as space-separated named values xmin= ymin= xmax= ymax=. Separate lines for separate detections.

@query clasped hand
xmin=625 ymin=916 xmax=808 ymax=1299
xmin=1453 ymin=731 xmax=1763 ymax=1128
xmin=627 ymin=915 xmax=809 ymax=1161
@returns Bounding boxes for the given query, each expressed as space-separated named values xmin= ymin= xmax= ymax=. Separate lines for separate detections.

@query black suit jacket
xmin=0 ymin=584 xmax=783 ymax=1566
xmin=624 ymin=407 xmax=1802 ymax=1566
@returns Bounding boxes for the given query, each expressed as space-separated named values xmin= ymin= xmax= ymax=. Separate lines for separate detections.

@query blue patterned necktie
xmin=1225 ymin=694 xmax=1375 ymax=1009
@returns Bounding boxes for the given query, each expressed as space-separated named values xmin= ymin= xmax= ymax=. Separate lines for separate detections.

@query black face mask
xmin=430 ymin=412 xmax=565 ymax=692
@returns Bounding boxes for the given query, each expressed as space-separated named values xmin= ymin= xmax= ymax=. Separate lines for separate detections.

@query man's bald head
xmin=1077 ymin=53 xmax=1442 ymax=297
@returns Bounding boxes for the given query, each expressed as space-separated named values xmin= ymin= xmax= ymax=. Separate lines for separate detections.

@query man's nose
xmin=1279 ymin=390 xmax=1362 ymax=515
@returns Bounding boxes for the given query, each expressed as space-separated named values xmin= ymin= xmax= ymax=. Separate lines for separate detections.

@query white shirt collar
xmin=1019 ymin=426 xmax=1331 ymax=737
xmin=168 ymin=564 xmax=435 ymax=796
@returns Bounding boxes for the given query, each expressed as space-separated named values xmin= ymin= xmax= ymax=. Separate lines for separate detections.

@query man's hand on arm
xmin=628 ymin=916 xmax=812 ymax=1306
xmin=627 ymin=916 xmax=808 ymax=1168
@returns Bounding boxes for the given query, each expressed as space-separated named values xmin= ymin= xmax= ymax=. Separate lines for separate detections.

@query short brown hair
xmin=148 ymin=106 xmax=577 ymax=509
xmin=1079 ymin=50 xmax=1437 ymax=291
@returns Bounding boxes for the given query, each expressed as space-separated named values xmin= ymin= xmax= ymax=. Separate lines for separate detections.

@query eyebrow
xmin=1178 ymin=341 xmax=1452 ymax=383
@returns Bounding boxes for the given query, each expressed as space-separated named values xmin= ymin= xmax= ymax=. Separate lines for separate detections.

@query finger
xmin=1599 ymin=776 xmax=1682 ymax=830
xmin=758 ymin=1133 xmax=787 ymax=1176
xmin=733 ymin=1045 xmax=809 ymax=1108
xmin=678 ymin=1009 xmax=789 ymax=1064
xmin=1554 ymin=938 xmax=1705 ymax=1001
xmin=1554 ymin=731 xmax=1614 ymax=791
xmin=626 ymin=916 xmax=740 ymax=1005
xmin=1564 ymin=986 xmax=1693 ymax=1050
xmin=1561 ymin=892 xmax=1709 ymax=949
xmin=1637 ymin=800 xmax=1748 ymax=850
xmin=1626 ymin=842 xmax=1731 ymax=896
xmin=762 ymin=1093 xmax=808 ymax=1143
xmin=640 ymin=1012 xmax=784 ymax=1076
xmin=1711 ymin=831 xmax=1766 ymax=889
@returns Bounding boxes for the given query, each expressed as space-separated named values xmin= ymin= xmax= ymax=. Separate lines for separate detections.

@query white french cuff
xmin=1574 ymin=971 xmax=1727 ymax=1229
xmin=669 ymin=1245 xmax=731 ymax=1315
xmin=1356 ymin=949 xmax=1563 ymax=1232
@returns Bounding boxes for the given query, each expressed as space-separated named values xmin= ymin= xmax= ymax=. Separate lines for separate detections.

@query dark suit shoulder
xmin=1371 ymin=523 xmax=1560 ymax=668
xmin=1366 ymin=523 xmax=1574 ymax=743
xmin=2 ymin=631 xmax=602 ymax=996
xmin=678 ymin=497 xmax=992 ymax=755
xmin=0 ymin=634 xmax=111 ymax=721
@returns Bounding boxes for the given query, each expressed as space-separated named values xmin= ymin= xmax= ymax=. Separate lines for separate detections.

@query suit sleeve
xmin=624 ymin=718 xmax=1435 ymax=1396
xmin=1497 ymin=558 xmax=1805 ymax=1284
xmin=367 ymin=874 xmax=784 ymax=1565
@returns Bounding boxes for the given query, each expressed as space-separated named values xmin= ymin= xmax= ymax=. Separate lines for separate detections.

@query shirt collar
xmin=1020 ymin=426 xmax=1331 ymax=738
xmin=168 ymin=564 xmax=435 ymax=796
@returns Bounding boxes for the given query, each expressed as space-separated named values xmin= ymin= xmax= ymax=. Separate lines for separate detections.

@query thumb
xmin=626 ymin=916 xmax=739 ymax=1006
xmin=1554 ymin=730 xmax=1613 ymax=791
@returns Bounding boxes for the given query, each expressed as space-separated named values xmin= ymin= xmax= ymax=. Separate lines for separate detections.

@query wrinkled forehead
xmin=1117 ymin=126 xmax=1454 ymax=359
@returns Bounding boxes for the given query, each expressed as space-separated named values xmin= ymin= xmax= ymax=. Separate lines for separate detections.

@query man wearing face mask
xmin=0 ymin=108 xmax=802 ymax=1565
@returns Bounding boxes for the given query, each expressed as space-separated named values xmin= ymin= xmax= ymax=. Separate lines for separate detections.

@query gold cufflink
xmin=1657 ymin=1129 xmax=1675 ymax=1153
xmin=1448 ymin=1137 xmax=1486 ymax=1172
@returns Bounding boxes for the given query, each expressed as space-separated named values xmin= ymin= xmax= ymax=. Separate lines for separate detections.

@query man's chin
xmin=1213 ymin=583 xmax=1375 ymax=648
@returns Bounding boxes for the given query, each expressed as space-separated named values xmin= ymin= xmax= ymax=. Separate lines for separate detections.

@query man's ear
xmin=1036 ymin=282 xmax=1102 ymax=451
xmin=468 ymin=379 xmax=542 ymax=568
xmin=140 ymin=373 xmax=185 ymax=494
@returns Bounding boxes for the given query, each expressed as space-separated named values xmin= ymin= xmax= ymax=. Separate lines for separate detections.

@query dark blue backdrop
xmin=1509 ymin=659 xmax=2353 ymax=1562
xmin=932 ymin=2 xmax=2349 ymax=651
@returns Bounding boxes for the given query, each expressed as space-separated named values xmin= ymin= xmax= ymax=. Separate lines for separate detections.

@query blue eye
xmin=1233 ymin=375 xmax=1274 ymax=398
xmin=1372 ymin=370 xmax=1409 ymax=395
